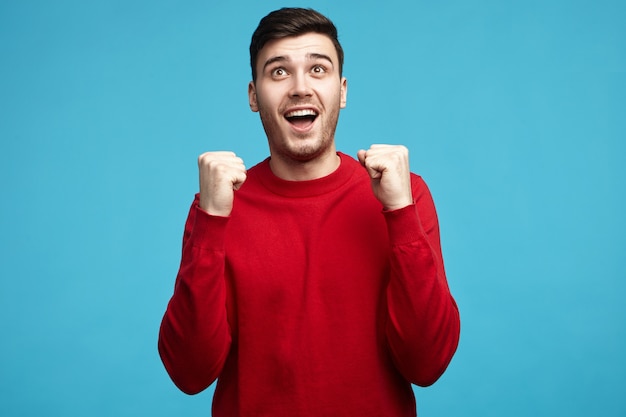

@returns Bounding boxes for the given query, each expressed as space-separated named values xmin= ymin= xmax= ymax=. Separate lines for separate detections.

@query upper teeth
xmin=285 ymin=109 xmax=317 ymax=118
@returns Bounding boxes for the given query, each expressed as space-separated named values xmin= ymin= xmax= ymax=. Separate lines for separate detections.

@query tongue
xmin=289 ymin=116 xmax=314 ymax=129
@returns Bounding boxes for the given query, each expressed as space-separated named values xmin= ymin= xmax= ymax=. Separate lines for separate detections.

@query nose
xmin=289 ymin=72 xmax=312 ymax=98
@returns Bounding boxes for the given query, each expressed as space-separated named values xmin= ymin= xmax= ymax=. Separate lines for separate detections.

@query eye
xmin=312 ymin=65 xmax=327 ymax=74
xmin=271 ymin=67 xmax=287 ymax=78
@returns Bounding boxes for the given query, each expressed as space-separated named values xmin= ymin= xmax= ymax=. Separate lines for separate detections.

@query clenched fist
xmin=198 ymin=151 xmax=247 ymax=216
xmin=357 ymin=144 xmax=413 ymax=211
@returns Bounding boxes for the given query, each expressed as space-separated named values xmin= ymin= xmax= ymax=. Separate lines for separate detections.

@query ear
xmin=248 ymin=81 xmax=259 ymax=112
xmin=340 ymin=77 xmax=348 ymax=109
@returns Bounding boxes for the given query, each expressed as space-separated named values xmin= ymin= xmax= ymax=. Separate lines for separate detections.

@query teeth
xmin=285 ymin=109 xmax=317 ymax=118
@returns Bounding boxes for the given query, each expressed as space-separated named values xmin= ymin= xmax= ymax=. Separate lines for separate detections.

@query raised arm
xmin=383 ymin=176 xmax=460 ymax=386
xmin=158 ymin=152 xmax=246 ymax=394
xmin=358 ymin=145 xmax=460 ymax=386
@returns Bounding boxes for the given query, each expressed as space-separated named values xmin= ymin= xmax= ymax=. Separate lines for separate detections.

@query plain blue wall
xmin=1 ymin=0 xmax=624 ymax=415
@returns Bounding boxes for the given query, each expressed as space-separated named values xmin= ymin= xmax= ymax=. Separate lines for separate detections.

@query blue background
xmin=1 ymin=0 xmax=624 ymax=415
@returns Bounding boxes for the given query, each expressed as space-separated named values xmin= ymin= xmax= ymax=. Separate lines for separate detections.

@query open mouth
xmin=284 ymin=108 xmax=318 ymax=130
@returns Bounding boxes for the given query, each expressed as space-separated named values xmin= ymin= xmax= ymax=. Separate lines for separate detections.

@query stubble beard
xmin=259 ymin=105 xmax=340 ymax=164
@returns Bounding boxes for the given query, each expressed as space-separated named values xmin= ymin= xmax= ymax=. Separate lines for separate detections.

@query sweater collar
xmin=256 ymin=152 xmax=358 ymax=198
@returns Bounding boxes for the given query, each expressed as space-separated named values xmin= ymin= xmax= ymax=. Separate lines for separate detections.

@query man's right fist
xmin=198 ymin=151 xmax=247 ymax=217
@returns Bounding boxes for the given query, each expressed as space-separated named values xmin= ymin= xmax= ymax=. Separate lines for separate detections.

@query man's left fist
xmin=357 ymin=144 xmax=414 ymax=211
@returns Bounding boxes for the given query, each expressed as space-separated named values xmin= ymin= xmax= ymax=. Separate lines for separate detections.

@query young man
xmin=159 ymin=7 xmax=460 ymax=416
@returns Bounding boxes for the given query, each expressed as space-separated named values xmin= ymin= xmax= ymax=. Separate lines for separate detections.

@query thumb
xmin=357 ymin=149 xmax=367 ymax=166
xmin=232 ymin=171 xmax=247 ymax=191
xmin=357 ymin=150 xmax=382 ymax=179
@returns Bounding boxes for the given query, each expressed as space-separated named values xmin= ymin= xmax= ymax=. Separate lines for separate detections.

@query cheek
xmin=324 ymin=83 xmax=344 ymax=105
xmin=256 ymin=85 xmax=286 ymax=108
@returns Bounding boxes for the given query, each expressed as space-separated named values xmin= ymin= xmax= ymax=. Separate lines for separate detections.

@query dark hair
xmin=249 ymin=7 xmax=344 ymax=82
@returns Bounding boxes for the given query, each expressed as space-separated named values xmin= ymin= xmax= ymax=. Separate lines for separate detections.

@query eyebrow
xmin=262 ymin=53 xmax=334 ymax=73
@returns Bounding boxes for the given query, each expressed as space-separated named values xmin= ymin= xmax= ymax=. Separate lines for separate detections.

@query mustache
xmin=279 ymin=100 xmax=319 ymax=112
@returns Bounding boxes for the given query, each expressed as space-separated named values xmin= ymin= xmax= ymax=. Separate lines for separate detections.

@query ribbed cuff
xmin=382 ymin=204 xmax=425 ymax=246
xmin=190 ymin=204 xmax=230 ymax=251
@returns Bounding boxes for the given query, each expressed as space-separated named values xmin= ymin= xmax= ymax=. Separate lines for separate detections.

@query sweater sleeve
xmin=158 ymin=195 xmax=232 ymax=394
xmin=383 ymin=175 xmax=460 ymax=387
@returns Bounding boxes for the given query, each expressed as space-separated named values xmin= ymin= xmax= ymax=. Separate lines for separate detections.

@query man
xmin=159 ymin=7 xmax=460 ymax=416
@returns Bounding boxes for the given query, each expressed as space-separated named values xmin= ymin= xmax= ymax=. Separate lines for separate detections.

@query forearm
xmin=383 ymin=181 xmax=460 ymax=386
xmin=158 ymin=201 xmax=232 ymax=394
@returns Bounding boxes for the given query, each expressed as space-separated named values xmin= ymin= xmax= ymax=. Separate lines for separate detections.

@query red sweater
xmin=159 ymin=152 xmax=460 ymax=416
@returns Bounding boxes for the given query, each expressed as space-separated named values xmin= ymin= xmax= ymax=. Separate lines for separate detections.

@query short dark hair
xmin=249 ymin=7 xmax=344 ymax=82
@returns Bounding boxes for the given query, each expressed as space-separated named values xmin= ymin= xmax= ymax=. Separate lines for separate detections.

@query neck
xmin=269 ymin=146 xmax=340 ymax=181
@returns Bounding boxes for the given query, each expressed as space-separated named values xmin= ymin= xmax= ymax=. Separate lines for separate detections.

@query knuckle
xmin=198 ymin=152 xmax=216 ymax=165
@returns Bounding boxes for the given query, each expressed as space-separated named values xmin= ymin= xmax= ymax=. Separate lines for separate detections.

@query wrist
xmin=383 ymin=199 xmax=413 ymax=211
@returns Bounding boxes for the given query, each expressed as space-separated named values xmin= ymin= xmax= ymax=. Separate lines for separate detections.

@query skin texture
xmin=248 ymin=32 xmax=347 ymax=181
xmin=198 ymin=32 xmax=413 ymax=215
xmin=357 ymin=145 xmax=414 ymax=211
xmin=198 ymin=151 xmax=247 ymax=217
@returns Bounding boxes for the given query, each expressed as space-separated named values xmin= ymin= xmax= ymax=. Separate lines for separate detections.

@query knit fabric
xmin=159 ymin=152 xmax=460 ymax=417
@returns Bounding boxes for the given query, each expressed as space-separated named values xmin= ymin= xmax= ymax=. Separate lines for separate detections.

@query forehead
xmin=257 ymin=32 xmax=338 ymax=66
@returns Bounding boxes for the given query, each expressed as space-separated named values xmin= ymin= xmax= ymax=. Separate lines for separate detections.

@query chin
xmin=276 ymin=139 xmax=326 ymax=162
